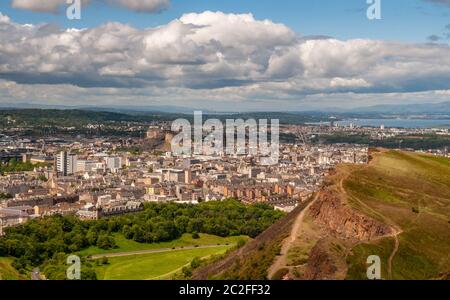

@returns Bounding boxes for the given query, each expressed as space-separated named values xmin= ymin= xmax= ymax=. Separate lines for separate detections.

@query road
xmin=90 ymin=244 xmax=235 ymax=259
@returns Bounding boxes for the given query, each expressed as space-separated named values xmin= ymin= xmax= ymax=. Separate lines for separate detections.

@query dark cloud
xmin=427 ymin=34 xmax=442 ymax=41
xmin=11 ymin=0 xmax=91 ymax=13
xmin=11 ymin=0 xmax=169 ymax=14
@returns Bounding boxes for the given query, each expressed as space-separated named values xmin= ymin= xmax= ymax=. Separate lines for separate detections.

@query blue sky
xmin=1 ymin=0 xmax=449 ymax=42
xmin=0 ymin=0 xmax=449 ymax=111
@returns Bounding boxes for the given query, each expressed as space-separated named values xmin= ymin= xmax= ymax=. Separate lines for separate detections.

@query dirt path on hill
xmin=31 ymin=268 xmax=41 ymax=280
xmin=387 ymin=230 xmax=401 ymax=279
xmin=267 ymin=195 xmax=318 ymax=279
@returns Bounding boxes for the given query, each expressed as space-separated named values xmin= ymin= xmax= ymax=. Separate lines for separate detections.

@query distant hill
xmin=1 ymin=101 xmax=450 ymax=115
xmin=0 ymin=109 xmax=187 ymax=127
xmin=0 ymin=108 xmax=330 ymax=127
xmin=0 ymin=103 xmax=199 ymax=114
xmin=349 ymin=101 xmax=450 ymax=114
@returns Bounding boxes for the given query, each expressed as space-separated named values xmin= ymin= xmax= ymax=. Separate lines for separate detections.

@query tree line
xmin=0 ymin=158 xmax=49 ymax=175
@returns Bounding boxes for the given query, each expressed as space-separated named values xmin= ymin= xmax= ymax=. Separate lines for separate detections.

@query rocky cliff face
xmin=308 ymin=189 xmax=392 ymax=242
xmin=300 ymin=188 xmax=393 ymax=280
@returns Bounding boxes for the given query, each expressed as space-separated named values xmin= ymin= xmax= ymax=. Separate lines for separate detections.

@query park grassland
xmin=94 ymin=246 xmax=231 ymax=280
xmin=78 ymin=233 xmax=248 ymax=257
xmin=344 ymin=150 xmax=450 ymax=279
xmin=82 ymin=233 xmax=248 ymax=280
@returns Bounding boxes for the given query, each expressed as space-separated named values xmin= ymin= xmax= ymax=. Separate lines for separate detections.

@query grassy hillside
xmin=199 ymin=150 xmax=450 ymax=280
xmin=344 ymin=150 xmax=450 ymax=279
xmin=0 ymin=257 xmax=26 ymax=280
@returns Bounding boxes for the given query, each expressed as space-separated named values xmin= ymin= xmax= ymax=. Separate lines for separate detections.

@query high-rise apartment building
xmin=56 ymin=151 xmax=77 ymax=176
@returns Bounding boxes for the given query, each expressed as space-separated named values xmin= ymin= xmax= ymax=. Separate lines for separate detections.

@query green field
xmin=0 ymin=257 xmax=26 ymax=280
xmin=344 ymin=150 xmax=450 ymax=279
xmin=82 ymin=233 xmax=247 ymax=280
xmin=94 ymin=246 xmax=231 ymax=280
xmin=78 ymin=233 xmax=248 ymax=257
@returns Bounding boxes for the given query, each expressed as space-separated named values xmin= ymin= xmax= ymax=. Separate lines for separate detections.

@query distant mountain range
xmin=347 ymin=101 xmax=450 ymax=114
xmin=0 ymin=101 xmax=449 ymax=115
xmin=0 ymin=103 xmax=204 ymax=114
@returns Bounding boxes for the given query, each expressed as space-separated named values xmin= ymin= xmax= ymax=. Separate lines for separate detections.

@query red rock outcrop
xmin=308 ymin=189 xmax=392 ymax=242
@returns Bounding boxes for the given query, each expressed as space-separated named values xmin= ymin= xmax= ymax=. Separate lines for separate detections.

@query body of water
xmin=312 ymin=119 xmax=450 ymax=129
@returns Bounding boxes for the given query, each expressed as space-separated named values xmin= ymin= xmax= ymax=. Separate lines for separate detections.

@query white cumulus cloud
xmin=0 ymin=12 xmax=10 ymax=23
xmin=0 ymin=11 xmax=449 ymax=108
